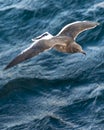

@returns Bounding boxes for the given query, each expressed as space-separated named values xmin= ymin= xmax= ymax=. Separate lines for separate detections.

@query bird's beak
xmin=81 ymin=50 xmax=86 ymax=55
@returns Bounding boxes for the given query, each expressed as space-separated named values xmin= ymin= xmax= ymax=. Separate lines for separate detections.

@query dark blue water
xmin=0 ymin=0 xmax=104 ymax=130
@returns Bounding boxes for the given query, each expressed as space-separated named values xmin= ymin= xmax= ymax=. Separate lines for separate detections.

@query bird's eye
xmin=74 ymin=48 xmax=79 ymax=52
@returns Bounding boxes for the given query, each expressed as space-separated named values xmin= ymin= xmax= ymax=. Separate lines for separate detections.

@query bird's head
xmin=69 ymin=42 xmax=86 ymax=55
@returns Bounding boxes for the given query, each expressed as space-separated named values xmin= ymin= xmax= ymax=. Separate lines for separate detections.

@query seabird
xmin=4 ymin=21 xmax=99 ymax=70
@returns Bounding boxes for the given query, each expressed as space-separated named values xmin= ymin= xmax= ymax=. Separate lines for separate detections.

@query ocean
xmin=0 ymin=0 xmax=104 ymax=130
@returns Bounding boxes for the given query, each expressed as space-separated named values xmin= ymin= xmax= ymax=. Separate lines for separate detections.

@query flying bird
xmin=4 ymin=21 xmax=99 ymax=70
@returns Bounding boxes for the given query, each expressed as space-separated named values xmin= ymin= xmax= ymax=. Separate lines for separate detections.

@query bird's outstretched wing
xmin=57 ymin=21 xmax=99 ymax=40
xmin=4 ymin=39 xmax=66 ymax=70
xmin=4 ymin=40 xmax=50 ymax=70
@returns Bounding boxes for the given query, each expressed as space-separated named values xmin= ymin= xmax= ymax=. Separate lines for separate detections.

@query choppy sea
xmin=0 ymin=0 xmax=104 ymax=130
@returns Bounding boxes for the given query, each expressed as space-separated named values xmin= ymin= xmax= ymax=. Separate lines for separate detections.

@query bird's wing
xmin=4 ymin=40 xmax=51 ymax=70
xmin=57 ymin=21 xmax=99 ymax=40
xmin=32 ymin=32 xmax=53 ymax=41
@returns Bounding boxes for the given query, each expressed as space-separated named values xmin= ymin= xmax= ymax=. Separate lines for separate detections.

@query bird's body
xmin=4 ymin=21 xmax=99 ymax=70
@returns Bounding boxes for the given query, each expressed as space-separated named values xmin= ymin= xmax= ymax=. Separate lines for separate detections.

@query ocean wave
xmin=0 ymin=0 xmax=104 ymax=130
xmin=6 ymin=114 xmax=77 ymax=130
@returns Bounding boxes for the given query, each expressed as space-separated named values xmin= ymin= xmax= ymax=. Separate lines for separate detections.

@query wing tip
xmin=3 ymin=67 xmax=8 ymax=71
xmin=3 ymin=65 xmax=11 ymax=71
xmin=83 ymin=20 xmax=100 ymax=26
